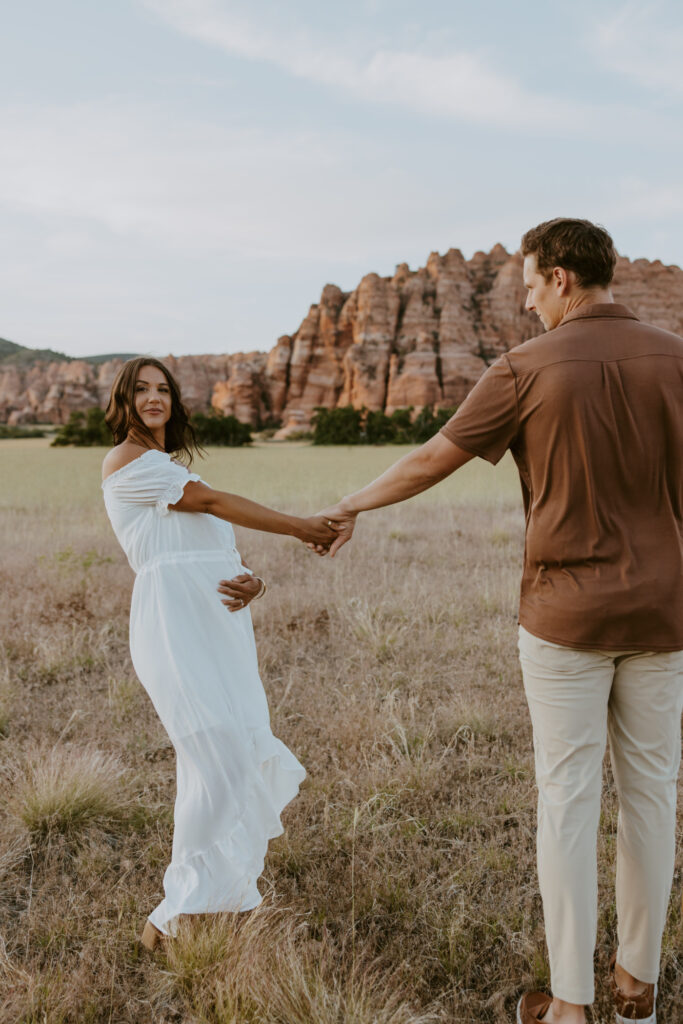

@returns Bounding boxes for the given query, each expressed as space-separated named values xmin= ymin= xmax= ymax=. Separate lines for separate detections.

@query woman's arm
xmin=170 ymin=481 xmax=337 ymax=546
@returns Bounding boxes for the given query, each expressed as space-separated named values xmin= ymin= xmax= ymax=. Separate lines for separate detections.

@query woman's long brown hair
xmin=105 ymin=357 xmax=203 ymax=466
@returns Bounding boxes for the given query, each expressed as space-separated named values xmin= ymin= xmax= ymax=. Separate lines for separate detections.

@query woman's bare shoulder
xmin=101 ymin=442 xmax=156 ymax=481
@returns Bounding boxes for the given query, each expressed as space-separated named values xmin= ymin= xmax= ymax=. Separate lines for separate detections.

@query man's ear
xmin=552 ymin=266 xmax=573 ymax=295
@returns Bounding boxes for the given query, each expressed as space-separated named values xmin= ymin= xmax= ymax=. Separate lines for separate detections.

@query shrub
xmin=190 ymin=412 xmax=252 ymax=446
xmin=0 ymin=424 xmax=46 ymax=439
xmin=312 ymin=405 xmax=458 ymax=445
xmin=364 ymin=409 xmax=399 ymax=445
xmin=312 ymin=406 xmax=364 ymax=445
xmin=384 ymin=408 xmax=414 ymax=443
xmin=284 ymin=430 xmax=314 ymax=441
xmin=50 ymin=407 xmax=110 ymax=447
xmin=410 ymin=405 xmax=458 ymax=443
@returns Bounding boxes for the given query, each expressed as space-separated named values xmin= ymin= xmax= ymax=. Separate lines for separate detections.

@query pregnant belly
xmin=128 ymin=549 xmax=264 ymax=739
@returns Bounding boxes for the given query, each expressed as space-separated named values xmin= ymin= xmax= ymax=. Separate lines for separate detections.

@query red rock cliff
xmin=2 ymin=246 xmax=682 ymax=430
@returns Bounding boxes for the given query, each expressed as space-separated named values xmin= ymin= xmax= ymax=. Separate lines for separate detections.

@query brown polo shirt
xmin=440 ymin=303 xmax=683 ymax=651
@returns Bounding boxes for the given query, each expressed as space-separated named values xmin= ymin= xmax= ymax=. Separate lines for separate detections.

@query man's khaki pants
xmin=518 ymin=626 xmax=683 ymax=1005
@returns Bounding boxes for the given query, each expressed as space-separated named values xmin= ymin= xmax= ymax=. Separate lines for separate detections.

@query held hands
xmin=294 ymin=514 xmax=341 ymax=547
xmin=307 ymin=501 xmax=357 ymax=557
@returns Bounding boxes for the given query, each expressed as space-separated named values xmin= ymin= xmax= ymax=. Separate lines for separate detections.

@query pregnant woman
xmin=101 ymin=357 xmax=335 ymax=949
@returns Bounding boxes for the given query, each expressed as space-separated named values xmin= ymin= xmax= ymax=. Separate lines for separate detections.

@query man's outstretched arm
xmin=320 ymin=433 xmax=475 ymax=556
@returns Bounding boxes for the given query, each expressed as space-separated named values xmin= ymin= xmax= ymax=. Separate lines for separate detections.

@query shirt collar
xmin=558 ymin=303 xmax=639 ymax=327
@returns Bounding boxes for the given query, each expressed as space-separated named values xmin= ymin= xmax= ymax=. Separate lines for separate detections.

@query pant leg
xmin=518 ymin=626 xmax=615 ymax=1006
xmin=607 ymin=649 xmax=683 ymax=983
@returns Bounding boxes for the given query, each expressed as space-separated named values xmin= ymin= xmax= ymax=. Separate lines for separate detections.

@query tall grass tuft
xmin=0 ymin=691 xmax=9 ymax=738
xmin=11 ymin=746 xmax=134 ymax=840
xmin=161 ymin=907 xmax=438 ymax=1024
xmin=0 ymin=658 xmax=11 ymax=737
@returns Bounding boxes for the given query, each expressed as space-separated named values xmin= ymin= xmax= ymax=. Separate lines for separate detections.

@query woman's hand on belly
xmin=217 ymin=573 xmax=264 ymax=612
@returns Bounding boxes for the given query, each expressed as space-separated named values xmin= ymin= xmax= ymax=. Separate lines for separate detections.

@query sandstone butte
xmin=2 ymin=245 xmax=683 ymax=436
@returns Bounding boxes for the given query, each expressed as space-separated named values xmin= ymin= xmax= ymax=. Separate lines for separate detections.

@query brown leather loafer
xmin=516 ymin=991 xmax=552 ymax=1022
xmin=609 ymin=953 xmax=657 ymax=1023
xmin=140 ymin=919 xmax=165 ymax=951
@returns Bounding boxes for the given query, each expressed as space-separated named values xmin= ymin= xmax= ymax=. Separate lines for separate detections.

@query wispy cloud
xmin=606 ymin=176 xmax=683 ymax=220
xmin=0 ymin=99 xmax=473 ymax=269
xmin=140 ymin=0 xmax=595 ymax=133
xmin=591 ymin=1 xmax=683 ymax=96
xmin=0 ymin=101 xmax=370 ymax=259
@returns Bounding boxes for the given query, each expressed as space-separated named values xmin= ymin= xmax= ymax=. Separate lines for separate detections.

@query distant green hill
xmin=0 ymin=337 xmax=70 ymax=367
xmin=82 ymin=352 xmax=140 ymax=365
xmin=0 ymin=337 xmax=139 ymax=368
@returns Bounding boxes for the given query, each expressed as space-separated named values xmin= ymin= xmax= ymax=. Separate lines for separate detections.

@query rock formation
xmin=2 ymin=246 xmax=683 ymax=432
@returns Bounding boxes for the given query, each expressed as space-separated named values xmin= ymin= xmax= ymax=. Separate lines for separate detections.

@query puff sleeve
xmin=104 ymin=452 xmax=201 ymax=516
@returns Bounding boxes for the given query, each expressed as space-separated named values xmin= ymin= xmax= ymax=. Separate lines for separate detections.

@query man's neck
xmin=562 ymin=287 xmax=614 ymax=318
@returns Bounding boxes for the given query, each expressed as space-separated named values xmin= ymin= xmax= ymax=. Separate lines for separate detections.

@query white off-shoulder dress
xmin=102 ymin=449 xmax=305 ymax=935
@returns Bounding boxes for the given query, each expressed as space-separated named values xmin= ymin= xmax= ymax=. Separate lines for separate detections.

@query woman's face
xmin=134 ymin=364 xmax=172 ymax=433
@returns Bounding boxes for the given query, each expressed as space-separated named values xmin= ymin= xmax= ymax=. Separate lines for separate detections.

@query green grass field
xmin=1 ymin=438 xmax=522 ymax=509
xmin=0 ymin=441 xmax=680 ymax=1023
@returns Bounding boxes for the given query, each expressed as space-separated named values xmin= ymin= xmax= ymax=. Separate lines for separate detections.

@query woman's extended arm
xmin=170 ymin=481 xmax=336 ymax=546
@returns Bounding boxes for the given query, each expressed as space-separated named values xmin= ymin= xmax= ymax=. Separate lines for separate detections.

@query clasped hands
xmin=301 ymin=498 xmax=356 ymax=558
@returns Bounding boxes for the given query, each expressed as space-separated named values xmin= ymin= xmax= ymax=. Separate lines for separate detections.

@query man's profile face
xmin=523 ymin=254 xmax=565 ymax=331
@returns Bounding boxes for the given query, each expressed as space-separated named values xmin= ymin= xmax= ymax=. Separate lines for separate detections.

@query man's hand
xmin=294 ymin=514 xmax=340 ymax=547
xmin=217 ymin=573 xmax=264 ymax=612
xmin=308 ymin=502 xmax=357 ymax=557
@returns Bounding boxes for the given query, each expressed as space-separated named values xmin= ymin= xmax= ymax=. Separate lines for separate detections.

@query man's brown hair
xmin=521 ymin=218 xmax=617 ymax=288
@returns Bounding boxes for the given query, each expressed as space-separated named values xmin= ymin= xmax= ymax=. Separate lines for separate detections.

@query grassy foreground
xmin=0 ymin=440 xmax=681 ymax=1023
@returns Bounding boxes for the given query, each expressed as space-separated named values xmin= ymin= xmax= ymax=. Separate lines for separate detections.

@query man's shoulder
xmin=501 ymin=331 xmax=555 ymax=373
xmin=625 ymin=318 xmax=683 ymax=349
xmin=506 ymin=314 xmax=683 ymax=376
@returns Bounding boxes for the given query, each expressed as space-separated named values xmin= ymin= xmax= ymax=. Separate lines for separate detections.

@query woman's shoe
xmin=140 ymin=919 xmax=164 ymax=951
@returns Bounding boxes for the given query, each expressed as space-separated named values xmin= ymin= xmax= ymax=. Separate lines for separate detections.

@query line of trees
xmin=0 ymin=424 xmax=46 ymax=438
xmin=42 ymin=403 xmax=458 ymax=447
xmin=50 ymin=408 xmax=253 ymax=447
xmin=311 ymin=405 xmax=457 ymax=445
xmin=189 ymin=412 xmax=252 ymax=446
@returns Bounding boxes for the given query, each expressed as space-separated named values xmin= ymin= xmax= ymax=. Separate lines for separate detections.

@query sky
xmin=1 ymin=0 xmax=682 ymax=358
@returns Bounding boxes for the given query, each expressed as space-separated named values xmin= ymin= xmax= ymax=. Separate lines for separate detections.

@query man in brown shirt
xmin=320 ymin=219 xmax=683 ymax=1024
xmin=440 ymin=297 xmax=683 ymax=654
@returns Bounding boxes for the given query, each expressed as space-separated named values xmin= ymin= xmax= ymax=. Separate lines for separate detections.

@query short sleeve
xmin=103 ymin=452 xmax=201 ymax=516
xmin=439 ymin=355 xmax=519 ymax=465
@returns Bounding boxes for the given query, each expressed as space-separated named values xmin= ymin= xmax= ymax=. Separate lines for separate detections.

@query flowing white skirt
xmin=129 ymin=549 xmax=305 ymax=935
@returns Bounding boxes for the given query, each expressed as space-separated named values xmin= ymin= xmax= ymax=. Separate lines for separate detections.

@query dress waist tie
xmin=136 ymin=548 xmax=241 ymax=576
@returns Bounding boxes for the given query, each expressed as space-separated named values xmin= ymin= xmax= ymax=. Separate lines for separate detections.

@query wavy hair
xmin=521 ymin=218 xmax=617 ymax=288
xmin=105 ymin=357 xmax=203 ymax=466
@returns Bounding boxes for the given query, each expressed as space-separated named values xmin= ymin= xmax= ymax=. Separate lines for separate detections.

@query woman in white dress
xmin=101 ymin=357 xmax=336 ymax=949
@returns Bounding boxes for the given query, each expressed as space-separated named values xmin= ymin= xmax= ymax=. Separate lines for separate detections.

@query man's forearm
xmin=335 ymin=436 xmax=475 ymax=516
xmin=339 ymin=446 xmax=451 ymax=514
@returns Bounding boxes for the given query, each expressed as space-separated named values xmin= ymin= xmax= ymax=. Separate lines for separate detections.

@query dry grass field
xmin=0 ymin=439 xmax=681 ymax=1024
